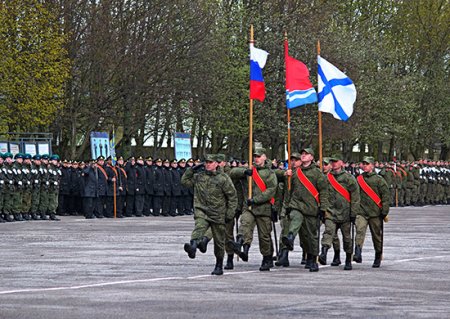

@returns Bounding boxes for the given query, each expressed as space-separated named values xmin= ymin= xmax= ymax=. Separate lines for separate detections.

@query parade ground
xmin=1 ymin=206 xmax=449 ymax=319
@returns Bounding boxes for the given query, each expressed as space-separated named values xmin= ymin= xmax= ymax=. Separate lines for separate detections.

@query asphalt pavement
xmin=0 ymin=205 xmax=449 ymax=319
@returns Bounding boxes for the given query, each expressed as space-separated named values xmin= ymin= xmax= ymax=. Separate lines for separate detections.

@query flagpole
xmin=285 ymin=32 xmax=292 ymax=190
xmin=317 ymin=40 xmax=323 ymax=170
xmin=248 ymin=25 xmax=254 ymax=205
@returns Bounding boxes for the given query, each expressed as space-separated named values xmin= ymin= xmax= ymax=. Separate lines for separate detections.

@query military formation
xmin=182 ymin=149 xmax=450 ymax=275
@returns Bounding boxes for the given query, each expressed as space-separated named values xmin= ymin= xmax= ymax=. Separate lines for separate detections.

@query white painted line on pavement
xmin=0 ymin=255 xmax=448 ymax=296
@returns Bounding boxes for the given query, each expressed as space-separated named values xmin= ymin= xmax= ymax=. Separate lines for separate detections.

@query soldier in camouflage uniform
xmin=319 ymin=154 xmax=360 ymax=270
xmin=228 ymin=148 xmax=278 ymax=271
xmin=282 ymin=148 xmax=330 ymax=272
xmin=46 ymin=155 xmax=61 ymax=220
xmin=3 ymin=152 xmax=17 ymax=222
xmin=354 ymin=156 xmax=390 ymax=268
xmin=12 ymin=153 xmax=25 ymax=221
xmin=21 ymin=154 xmax=33 ymax=220
xmin=0 ymin=154 xmax=6 ymax=222
xmin=30 ymin=155 xmax=42 ymax=219
xmin=182 ymin=154 xmax=237 ymax=275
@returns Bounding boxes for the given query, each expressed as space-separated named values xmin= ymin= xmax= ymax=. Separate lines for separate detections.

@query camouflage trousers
xmin=355 ymin=215 xmax=383 ymax=254
xmin=321 ymin=219 xmax=353 ymax=254
xmin=238 ymin=210 xmax=273 ymax=257
xmin=190 ymin=215 xmax=226 ymax=259
xmin=287 ymin=209 xmax=320 ymax=256
xmin=204 ymin=217 xmax=236 ymax=255
xmin=22 ymin=190 xmax=32 ymax=214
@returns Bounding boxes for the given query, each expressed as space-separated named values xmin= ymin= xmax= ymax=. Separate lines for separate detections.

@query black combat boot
xmin=40 ymin=212 xmax=49 ymax=220
xmin=22 ymin=213 xmax=31 ymax=221
xmin=239 ymin=244 xmax=250 ymax=262
xmin=227 ymin=235 xmax=244 ymax=256
xmin=5 ymin=214 xmax=15 ymax=222
xmin=0 ymin=215 xmax=5 ymax=223
xmin=14 ymin=213 xmax=24 ymax=221
xmin=259 ymin=256 xmax=272 ymax=271
xmin=31 ymin=213 xmax=39 ymax=220
xmin=353 ymin=245 xmax=362 ymax=263
xmin=304 ymin=254 xmax=313 ymax=269
xmin=343 ymin=253 xmax=352 ymax=270
xmin=224 ymin=254 xmax=234 ymax=270
xmin=211 ymin=257 xmax=224 ymax=275
xmin=309 ymin=256 xmax=319 ymax=272
xmin=197 ymin=236 xmax=210 ymax=254
xmin=331 ymin=250 xmax=341 ymax=266
xmin=183 ymin=239 xmax=198 ymax=259
xmin=300 ymin=251 xmax=307 ymax=265
xmin=372 ymin=252 xmax=382 ymax=268
xmin=49 ymin=213 xmax=60 ymax=221
xmin=275 ymin=249 xmax=290 ymax=267
xmin=318 ymin=246 xmax=329 ymax=265
xmin=281 ymin=232 xmax=295 ymax=251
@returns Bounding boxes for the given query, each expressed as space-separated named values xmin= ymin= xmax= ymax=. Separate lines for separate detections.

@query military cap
xmin=163 ymin=159 xmax=170 ymax=163
xmin=240 ymin=160 xmax=248 ymax=165
xmin=329 ymin=154 xmax=343 ymax=162
xmin=205 ymin=154 xmax=216 ymax=162
xmin=194 ymin=158 xmax=201 ymax=163
xmin=50 ymin=154 xmax=60 ymax=161
xmin=4 ymin=152 xmax=13 ymax=159
xmin=14 ymin=153 xmax=24 ymax=159
xmin=24 ymin=153 xmax=32 ymax=160
xmin=62 ymin=159 xmax=68 ymax=164
xmin=216 ymin=154 xmax=226 ymax=162
xmin=127 ymin=156 xmax=135 ymax=161
xmin=171 ymin=159 xmax=177 ymax=164
xmin=323 ymin=157 xmax=331 ymax=165
xmin=41 ymin=154 xmax=49 ymax=160
xmin=106 ymin=156 xmax=112 ymax=161
xmin=187 ymin=158 xmax=194 ymax=163
xmin=117 ymin=156 xmax=124 ymax=161
xmin=300 ymin=148 xmax=315 ymax=156
xmin=290 ymin=152 xmax=302 ymax=160
xmin=253 ymin=148 xmax=266 ymax=156
xmin=178 ymin=158 xmax=186 ymax=163
xmin=146 ymin=156 xmax=153 ymax=161
xmin=155 ymin=158 xmax=162 ymax=162
xmin=362 ymin=156 xmax=375 ymax=164
xmin=97 ymin=155 xmax=105 ymax=161
xmin=33 ymin=154 xmax=41 ymax=160
xmin=136 ymin=156 xmax=144 ymax=161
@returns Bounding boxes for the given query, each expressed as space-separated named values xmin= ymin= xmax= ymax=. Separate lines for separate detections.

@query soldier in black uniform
xmin=58 ymin=160 xmax=72 ymax=216
xmin=152 ymin=158 xmax=165 ymax=216
xmin=125 ymin=156 xmax=137 ymax=217
xmin=162 ymin=159 xmax=172 ymax=216
xmin=95 ymin=156 xmax=108 ymax=218
xmin=169 ymin=160 xmax=182 ymax=216
xmin=144 ymin=156 xmax=154 ymax=216
xmin=115 ymin=156 xmax=127 ymax=218
xmin=82 ymin=160 xmax=98 ymax=219
xmin=134 ymin=156 xmax=146 ymax=217
xmin=104 ymin=156 xmax=118 ymax=218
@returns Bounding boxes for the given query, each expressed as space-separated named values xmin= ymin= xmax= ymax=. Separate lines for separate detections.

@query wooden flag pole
xmin=285 ymin=31 xmax=292 ymax=190
xmin=248 ymin=25 xmax=254 ymax=204
xmin=317 ymin=40 xmax=323 ymax=170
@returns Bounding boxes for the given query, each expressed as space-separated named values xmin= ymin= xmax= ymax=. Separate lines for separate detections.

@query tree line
xmin=0 ymin=0 xmax=448 ymax=161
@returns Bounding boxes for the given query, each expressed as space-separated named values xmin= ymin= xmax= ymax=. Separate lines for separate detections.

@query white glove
xmin=54 ymin=181 xmax=58 ymax=186
xmin=18 ymin=181 xmax=23 ymax=185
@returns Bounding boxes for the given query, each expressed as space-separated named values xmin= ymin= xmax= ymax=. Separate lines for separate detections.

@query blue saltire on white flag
xmin=317 ymin=56 xmax=356 ymax=121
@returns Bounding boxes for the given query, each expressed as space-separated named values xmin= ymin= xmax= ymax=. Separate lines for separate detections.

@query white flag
xmin=317 ymin=56 xmax=356 ymax=121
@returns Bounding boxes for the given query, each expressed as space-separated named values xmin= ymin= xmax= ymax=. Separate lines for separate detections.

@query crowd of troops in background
xmin=0 ymin=151 xmax=449 ymax=224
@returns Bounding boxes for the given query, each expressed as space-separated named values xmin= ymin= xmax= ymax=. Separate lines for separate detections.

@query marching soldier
xmin=319 ymin=154 xmax=360 ymax=270
xmin=228 ymin=148 xmax=278 ymax=271
xmin=354 ymin=156 xmax=390 ymax=268
xmin=182 ymin=154 xmax=237 ymax=275
xmin=281 ymin=148 xmax=329 ymax=272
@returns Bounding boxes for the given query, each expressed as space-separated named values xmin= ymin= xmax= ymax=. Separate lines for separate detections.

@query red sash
xmin=252 ymin=167 xmax=275 ymax=205
xmin=327 ymin=173 xmax=350 ymax=202
xmin=97 ymin=165 xmax=108 ymax=180
xmin=296 ymin=168 xmax=319 ymax=203
xmin=118 ymin=167 xmax=127 ymax=179
xmin=357 ymin=175 xmax=382 ymax=208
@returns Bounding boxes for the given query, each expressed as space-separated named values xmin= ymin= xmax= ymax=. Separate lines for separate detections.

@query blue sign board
xmin=174 ymin=132 xmax=192 ymax=160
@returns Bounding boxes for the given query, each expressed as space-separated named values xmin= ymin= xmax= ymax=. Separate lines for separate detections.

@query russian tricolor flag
xmin=250 ymin=43 xmax=268 ymax=102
